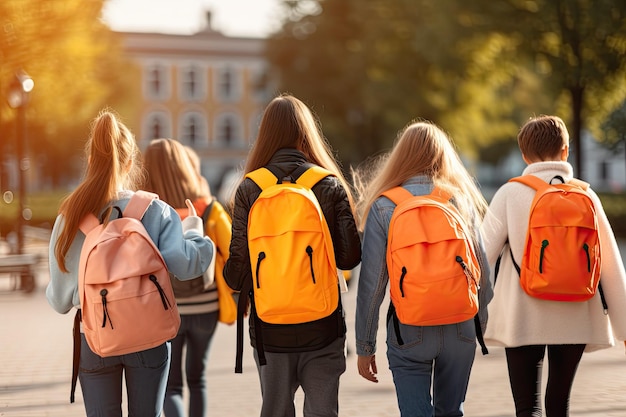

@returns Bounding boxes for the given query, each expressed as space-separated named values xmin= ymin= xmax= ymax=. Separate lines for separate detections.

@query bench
xmin=0 ymin=253 xmax=40 ymax=293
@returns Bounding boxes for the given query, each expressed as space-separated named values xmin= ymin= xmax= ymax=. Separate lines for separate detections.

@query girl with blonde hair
xmin=355 ymin=120 xmax=493 ymax=416
xmin=143 ymin=138 xmax=233 ymax=417
xmin=47 ymin=111 xmax=213 ymax=417
xmin=224 ymin=93 xmax=361 ymax=417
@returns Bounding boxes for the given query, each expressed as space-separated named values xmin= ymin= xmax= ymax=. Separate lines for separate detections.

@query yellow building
xmin=119 ymin=14 xmax=272 ymax=199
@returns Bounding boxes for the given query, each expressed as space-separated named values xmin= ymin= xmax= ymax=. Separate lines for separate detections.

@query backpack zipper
xmin=399 ymin=266 xmax=407 ymax=297
xmin=539 ymin=240 xmax=549 ymax=273
xmin=583 ymin=243 xmax=591 ymax=272
xmin=456 ymin=256 xmax=479 ymax=289
xmin=149 ymin=275 xmax=172 ymax=310
xmin=256 ymin=252 xmax=266 ymax=288
xmin=306 ymin=246 xmax=316 ymax=284
xmin=100 ymin=289 xmax=113 ymax=329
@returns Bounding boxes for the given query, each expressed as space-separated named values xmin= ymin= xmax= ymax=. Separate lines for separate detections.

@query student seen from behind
xmin=354 ymin=120 xmax=493 ymax=417
xmin=223 ymin=93 xmax=362 ymax=417
xmin=143 ymin=138 xmax=233 ymax=417
xmin=46 ymin=111 xmax=214 ymax=417
xmin=480 ymin=115 xmax=626 ymax=416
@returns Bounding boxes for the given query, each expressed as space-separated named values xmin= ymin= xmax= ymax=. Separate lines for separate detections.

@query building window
xmin=146 ymin=64 xmax=169 ymax=100
xmin=252 ymin=67 xmax=272 ymax=101
xmin=186 ymin=69 xmax=197 ymax=97
xmin=215 ymin=113 xmax=243 ymax=147
xmin=600 ymin=160 xmax=609 ymax=181
xmin=220 ymin=69 xmax=232 ymax=98
xmin=151 ymin=118 xmax=162 ymax=139
xmin=142 ymin=112 xmax=171 ymax=146
xmin=215 ymin=66 xmax=240 ymax=102
xmin=181 ymin=66 xmax=204 ymax=101
xmin=180 ymin=112 xmax=207 ymax=147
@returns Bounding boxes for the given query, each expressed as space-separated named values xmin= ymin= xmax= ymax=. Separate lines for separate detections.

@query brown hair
xmin=55 ymin=110 xmax=144 ymax=272
xmin=242 ymin=93 xmax=356 ymax=214
xmin=517 ymin=115 xmax=569 ymax=162
xmin=356 ymin=120 xmax=487 ymax=241
xmin=143 ymin=138 xmax=209 ymax=208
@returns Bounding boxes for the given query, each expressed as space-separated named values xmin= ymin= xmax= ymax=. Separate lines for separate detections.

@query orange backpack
xmin=176 ymin=197 xmax=237 ymax=325
xmin=233 ymin=164 xmax=343 ymax=373
xmin=245 ymin=165 xmax=338 ymax=325
xmin=383 ymin=186 xmax=481 ymax=326
xmin=509 ymin=175 xmax=601 ymax=301
xmin=78 ymin=191 xmax=180 ymax=357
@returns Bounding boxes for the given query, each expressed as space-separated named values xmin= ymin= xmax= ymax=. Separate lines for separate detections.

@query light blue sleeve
xmin=46 ymin=215 xmax=82 ymax=314
xmin=141 ymin=199 xmax=214 ymax=280
xmin=45 ymin=198 xmax=215 ymax=315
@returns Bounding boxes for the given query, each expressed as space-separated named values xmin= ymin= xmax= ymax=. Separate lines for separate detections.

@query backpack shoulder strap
xmin=569 ymin=177 xmax=590 ymax=191
xmin=430 ymin=186 xmax=452 ymax=202
xmin=245 ymin=168 xmax=278 ymax=191
xmin=79 ymin=213 xmax=101 ymax=235
xmin=509 ymin=175 xmax=550 ymax=191
xmin=381 ymin=186 xmax=413 ymax=205
xmin=295 ymin=165 xmax=333 ymax=189
xmin=124 ymin=190 xmax=159 ymax=220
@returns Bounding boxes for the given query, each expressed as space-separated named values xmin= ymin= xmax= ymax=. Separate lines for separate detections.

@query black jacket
xmin=224 ymin=148 xmax=362 ymax=354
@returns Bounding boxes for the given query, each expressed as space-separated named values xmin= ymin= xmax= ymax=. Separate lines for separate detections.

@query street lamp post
xmin=6 ymin=70 xmax=34 ymax=256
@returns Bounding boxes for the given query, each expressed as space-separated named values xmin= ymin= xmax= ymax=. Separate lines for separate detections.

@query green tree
xmin=266 ymin=0 xmax=553 ymax=168
xmin=601 ymin=100 xmax=626 ymax=177
xmin=454 ymin=0 xmax=626 ymax=178
xmin=268 ymin=0 xmax=475 ymax=166
xmin=267 ymin=0 xmax=626 ymax=177
xmin=1 ymin=0 xmax=139 ymax=187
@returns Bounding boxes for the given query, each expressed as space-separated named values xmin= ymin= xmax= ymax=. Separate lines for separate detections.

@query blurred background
xmin=2 ymin=0 xmax=626 ymax=267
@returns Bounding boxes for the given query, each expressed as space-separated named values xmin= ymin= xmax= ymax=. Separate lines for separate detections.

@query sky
xmin=101 ymin=0 xmax=283 ymax=38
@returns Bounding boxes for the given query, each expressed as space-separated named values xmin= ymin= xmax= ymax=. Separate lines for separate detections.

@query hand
xmin=357 ymin=354 xmax=378 ymax=383
xmin=185 ymin=199 xmax=197 ymax=217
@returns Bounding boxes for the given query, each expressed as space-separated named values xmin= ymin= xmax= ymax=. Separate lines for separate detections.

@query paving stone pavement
xmin=1 ymin=238 xmax=625 ymax=416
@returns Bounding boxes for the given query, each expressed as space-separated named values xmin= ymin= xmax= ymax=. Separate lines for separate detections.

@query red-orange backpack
xmin=382 ymin=186 xmax=487 ymax=353
xmin=509 ymin=175 xmax=602 ymax=302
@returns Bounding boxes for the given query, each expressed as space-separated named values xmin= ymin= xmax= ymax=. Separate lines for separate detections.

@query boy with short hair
xmin=480 ymin=115 xmax=626 ymax=416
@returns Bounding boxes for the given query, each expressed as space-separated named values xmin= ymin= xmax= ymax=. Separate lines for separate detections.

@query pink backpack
xmin=78 ymin=191 xmax=180 ymax=357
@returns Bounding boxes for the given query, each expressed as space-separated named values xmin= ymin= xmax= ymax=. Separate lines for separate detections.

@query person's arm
xmin=327 ymin=178 xmax=362 ymax=270
xmin=223 ymin=183 xmax=253 ymax=292
xmin=153 ymin=200 xmax=214 ymax=280
xmin=588 ymin=189 xmax=626 ymax=342
xmin=480 ymin=188 xmax=510 ymax=270
xmin=355 ymin=200 xmax=389 ymax=381
xmin=46 ymin=215 xmax=82 ymax=314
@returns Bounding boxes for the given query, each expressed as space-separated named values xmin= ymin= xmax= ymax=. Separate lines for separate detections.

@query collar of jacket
xmin=266 ymin=148 xmax=310 ymax=175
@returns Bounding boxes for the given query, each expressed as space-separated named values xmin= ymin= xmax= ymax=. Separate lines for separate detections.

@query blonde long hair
xmin=54 ymin=110 xmax=144 ymax=272
xmin=357 ymin=120 xmax=487 ymax=236
xmin=242 ymin=93 xmax=356 ymax=213
xmin=143 ymin=138 xmax=209 ymax=208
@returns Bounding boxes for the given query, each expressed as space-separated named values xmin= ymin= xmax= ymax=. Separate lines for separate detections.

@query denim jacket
xmin=355 ymin=176 xmax=493 ymax=356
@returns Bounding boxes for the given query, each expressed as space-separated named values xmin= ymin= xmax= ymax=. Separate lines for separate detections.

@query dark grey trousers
xmin=253 ymin=336 xmax=346 ymax=417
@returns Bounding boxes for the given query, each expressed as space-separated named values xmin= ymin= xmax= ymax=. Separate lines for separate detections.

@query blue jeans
xmin=78 ymin=334 xmax=170 ymax=417
xmin=163 ymin=312 xmax=219 ymax=417
xmin=386 ymin=318 xmax=476 ymax=417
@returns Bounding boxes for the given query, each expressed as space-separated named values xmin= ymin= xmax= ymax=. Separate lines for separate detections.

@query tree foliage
xmin=0 ymin=0 xmax=139 ymax=187
xmin=454 ymin=0 xmax=626 ymax=178
xmin=266 ymin=0 xmax=626 ymax=176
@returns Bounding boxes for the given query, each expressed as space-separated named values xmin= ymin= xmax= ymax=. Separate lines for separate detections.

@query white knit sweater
xmin=480 ymin=161 xmax=626 ymax=352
